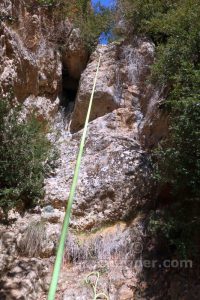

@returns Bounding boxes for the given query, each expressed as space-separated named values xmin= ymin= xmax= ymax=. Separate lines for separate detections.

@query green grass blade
xmin=47 ymin=54 xmax=101 ymax=300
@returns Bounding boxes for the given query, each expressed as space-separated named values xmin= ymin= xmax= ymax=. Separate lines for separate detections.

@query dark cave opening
xmin=60 ymin=67 xmax=79 ymax=114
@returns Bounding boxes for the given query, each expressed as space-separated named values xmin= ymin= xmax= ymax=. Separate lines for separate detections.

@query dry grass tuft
xmin=65 ymin=223 xmax=144 ymax=266
xmin=18 ymin=221 xmax=46 ymax=257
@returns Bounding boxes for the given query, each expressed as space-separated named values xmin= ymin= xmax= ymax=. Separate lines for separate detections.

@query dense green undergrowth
xmin=0 ymin=100 xmax=55 ymax=220
xmin=119 ymin=0 xmax=200 ymax=257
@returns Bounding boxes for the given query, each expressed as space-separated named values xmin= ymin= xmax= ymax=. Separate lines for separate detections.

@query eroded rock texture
xmin=0 ymin=1 xmax=174 ymax=299
xmin=0 ymin=0 xmax=88 ymax=120
xmin=45 ymin=38 xmax=160 ymax=231
xmin=45 ymin=108 xmax=152 ymax=230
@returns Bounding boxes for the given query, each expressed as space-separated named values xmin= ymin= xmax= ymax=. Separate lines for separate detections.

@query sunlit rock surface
xmin=0 ymin=1 xmax=174 ymax=299
xmin=70 ymin=39 xmax=156 ymax=133
xmin=45 ymin=38 xmax=158 ymax=230
xmin=45 ymin=108 xmax=152 ymax=230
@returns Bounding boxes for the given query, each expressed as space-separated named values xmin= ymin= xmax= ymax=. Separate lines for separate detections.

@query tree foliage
xmin=37 ymin=0 xmax=113 ymax=50
xmin=120 ymin=0 xmax=200 ymax=197
xmin=119 ymin=0 xmax=200 ymax=256
xmin=0 ymin=100 xmax=53 ymax=219
xmin=65 ymin=0 xmax=113 ymax=50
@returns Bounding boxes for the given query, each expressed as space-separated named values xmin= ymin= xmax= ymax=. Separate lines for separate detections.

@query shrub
xmin=154 ymin=100 xmax=200 ymax=199
xmin=119 ymin=0 xmax=200 ymax=257
xmin=148 ymin=201 xmax=200 ymax=259
xmin=0 ymin=100 xmax=53 ymax=219
xmin=18 ymin=221 xmax=46 ymax=257
xmin=119 ymin=0 xmax=200 ymax=82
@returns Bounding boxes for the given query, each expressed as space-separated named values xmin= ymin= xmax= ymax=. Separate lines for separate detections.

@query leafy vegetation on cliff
xmin=64 ymin=1 xmax=113 ymax=49
xmin=119 ymin=0 xmax=200 ymax=257
xmin=0 ymin=100 xmax=53 ymax=220
xmin=38 ymin=0 xmax=113 ymax=50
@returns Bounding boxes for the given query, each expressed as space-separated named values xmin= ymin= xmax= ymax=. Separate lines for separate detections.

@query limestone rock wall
xmin=0 ymin=1 xmax=171 ymax=299
xmin=0 ymin=0 xmax=88 ymax=120
xmin=45 ymin=37 xmax=164 ymax=231
xmin=70 ymin=38 xmax=156 ymax=133
xmin=45 ymin=108 xmax=152 ymax=230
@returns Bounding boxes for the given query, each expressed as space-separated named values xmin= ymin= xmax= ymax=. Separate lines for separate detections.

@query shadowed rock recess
xmin=0 ymin=1 xmax=196 ymax=300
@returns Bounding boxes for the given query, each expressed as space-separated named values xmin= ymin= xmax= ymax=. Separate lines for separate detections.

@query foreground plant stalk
xmin=47 ymin=54 xmax=101 ymax=300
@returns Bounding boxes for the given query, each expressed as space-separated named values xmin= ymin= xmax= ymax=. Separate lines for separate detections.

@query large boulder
xmin=70 ymin=38 xmax=156 ymax=133
xmin=70 ymin=44 xmax=121 ymax=132
xmin=45 ymin=107 xmax=152 ymax=230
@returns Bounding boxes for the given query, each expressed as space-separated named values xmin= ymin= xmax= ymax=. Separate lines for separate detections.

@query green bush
xmin=120 ymin=0 xmax=200 ymax=81
xmin=120 ymin=0 xmax=200 ymax=198
xmin=152 ymin=92 xmax=200 ymax=258
xmin=154 ymin=99 xmax=200 ymax=198
xmin=0 ymin=100 xmax=53 ymax=219
xmin=120 ymin=0 xmax=200 ymax=186
xmin=119 ymin=0 xmax=200 ymax=257
xmin=148 ymin=194 xmax=200 ymax=258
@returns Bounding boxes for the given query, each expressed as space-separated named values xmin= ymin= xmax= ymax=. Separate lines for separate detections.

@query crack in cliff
xmin=59 ymin=65 xmax=79 ymax=129
xmin=61 ymin=66 xmax=78 ymax=108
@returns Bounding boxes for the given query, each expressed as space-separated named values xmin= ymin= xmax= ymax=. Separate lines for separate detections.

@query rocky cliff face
xmin=0 ymin=2 xmax=176 ymax=300
xmin=0 ymin=0 xmax=89 ymax=121
xmin=45 ymin=40 xmax=158 ymax=231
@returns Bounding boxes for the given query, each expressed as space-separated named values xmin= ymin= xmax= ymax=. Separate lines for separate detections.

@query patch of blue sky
xmin=91 ymin=0 xmax=115 ymax=44
xmin=92 ymin=0 xmax=115 ymax=8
